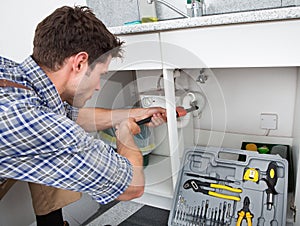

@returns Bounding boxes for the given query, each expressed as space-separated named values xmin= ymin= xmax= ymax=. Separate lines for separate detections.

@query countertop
xmin=108 ymin=6 xmax=300 ymax=35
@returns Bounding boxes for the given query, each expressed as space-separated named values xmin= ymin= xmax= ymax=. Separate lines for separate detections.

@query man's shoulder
xmin=0 ymin=56 xmax=18 ymax=68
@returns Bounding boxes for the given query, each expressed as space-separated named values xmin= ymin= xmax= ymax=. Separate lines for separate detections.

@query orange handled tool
xmin=136 ymin=105 xmax=199 ymax=125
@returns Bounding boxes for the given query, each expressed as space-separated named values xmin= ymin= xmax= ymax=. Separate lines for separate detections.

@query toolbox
xmin=168 ymin=146 xmax=288 ymax=226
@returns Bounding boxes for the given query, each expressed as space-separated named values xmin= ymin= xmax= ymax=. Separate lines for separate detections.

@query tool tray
xmin=168 ymin=146 xmax=288 ymax=226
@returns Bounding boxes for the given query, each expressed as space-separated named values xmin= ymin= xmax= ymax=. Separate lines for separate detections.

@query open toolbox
xmin=168 ymin=146 xmax=288 ymax=226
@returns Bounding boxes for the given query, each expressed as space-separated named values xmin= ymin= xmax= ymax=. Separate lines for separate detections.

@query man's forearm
xmin=77 ymin=107 xmax=166 ymax=132
xmin=115 ymin=120 xmax=145 ymax=200
xmin=76 ymin=107 xmax=129 ymax=132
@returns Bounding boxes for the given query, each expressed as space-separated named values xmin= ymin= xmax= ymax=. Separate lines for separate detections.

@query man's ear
xmin=73 ymin=52 xmax=89 ymax=72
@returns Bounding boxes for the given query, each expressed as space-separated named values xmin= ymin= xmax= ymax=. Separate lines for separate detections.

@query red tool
xmin=136 ymin=105 xmax=199 ymax=125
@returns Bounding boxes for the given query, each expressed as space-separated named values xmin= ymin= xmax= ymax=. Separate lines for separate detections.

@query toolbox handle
xmin=215 ymin=149 xmax=248 ymax=165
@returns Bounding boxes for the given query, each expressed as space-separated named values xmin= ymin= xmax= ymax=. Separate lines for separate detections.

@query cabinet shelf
xmin=143 ymin=154 xmax=174 ymax=198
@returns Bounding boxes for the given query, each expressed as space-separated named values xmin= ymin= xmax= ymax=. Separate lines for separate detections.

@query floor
xmin=119 ymin=205 xmax=170 ymax=226
xmin=83 ymin=200 xmax=170 ymax=226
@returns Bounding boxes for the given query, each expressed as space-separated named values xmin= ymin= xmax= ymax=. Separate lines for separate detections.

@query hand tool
xmin=243 ymin=168 xmax=260 ymax=183
xmin=207 ymin=208 xmax=211 ymax=226
xmin=183 ymin=202 xmax=188 ymax=223
xmin=226 ymin=203 xmax=231 ymax=218
xmin=196 ymin=205 xmax=201 ymax=223
xmin=236 ymin=196 xmax=253 ymax=226
xmin=262 ymin=161 xmax=278 ymax=210
xmin=213 ymin=207 xmax=218 ymax=226
xmin=204 ymin=200 xmax=209 ymax=219
xmin=221 ymin=201 xmax=227 ymax=224
xmin=136 ymin=105 xmax=199 ymax=125
xmin=183 ymin=179 xmax=242 ymax=201
xmin=178 ymin=201 xmax=185 ymax=224
xmin=174 ymin=195 xmax=183 ymax=224
xmin=192 ymin=206 xmax=197 ymax=225
xmin=218 ymin=203 xmax=222 ymax=224
xmin=200 ymin=200 xmax=205 ymax=219
xmin=210 ymin=208 xmax=214 ymax=226
xmin=202 ymin=200 xmax=209 ymax=226
xmin=187 ymin=205 xmax=192 ymax=224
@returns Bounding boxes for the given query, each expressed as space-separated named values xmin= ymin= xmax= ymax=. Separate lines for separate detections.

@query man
xmin=0 ymin=5 xmax=166 ymax=226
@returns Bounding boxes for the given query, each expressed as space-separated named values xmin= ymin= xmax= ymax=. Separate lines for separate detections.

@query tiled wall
xmin=204 ymin=0 xmax=298 ymax=15
xmin=87 ymin=0 xmax=300 ymax=27
xmin=156 ymin=0 xmax=299 ymax=20
xmin=86 ymin=0 xmax=140 ymax=27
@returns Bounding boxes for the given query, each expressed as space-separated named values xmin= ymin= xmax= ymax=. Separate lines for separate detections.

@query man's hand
xmin=77 ymin=107 xmax=167 ymax=132
xmin=146 ymin=112 xmax=166 ymax=127
xmin=115 ymin=117 xmax=145 ymax=200
xmin=115 ymin=118 xmax=141 ymax=137
xmin=131 ymin=107 xmax=167 ymax=128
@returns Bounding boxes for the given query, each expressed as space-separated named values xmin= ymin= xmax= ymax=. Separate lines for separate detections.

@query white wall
xmin=0 ymin=0 xmax=86 ymax=62
xmin=193 ymin=68 xmax=297 ymax=137
xmin=293 ymin=68 xmax=300 ymax=223
xmin=0 ymin=2 xmax=89 ymax=226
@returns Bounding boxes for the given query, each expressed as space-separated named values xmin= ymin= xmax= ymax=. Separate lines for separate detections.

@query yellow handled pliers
xmin=183 ymin=179 xmax=242 ymax=201
xmin=236 ymin=196 xmax=253 ymax=226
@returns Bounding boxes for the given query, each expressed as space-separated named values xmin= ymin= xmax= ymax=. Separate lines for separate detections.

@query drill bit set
xmin=173 ymin=197 xmax=235 ymax=226
xmin=168 ymin=146 xmax=288 ymax=226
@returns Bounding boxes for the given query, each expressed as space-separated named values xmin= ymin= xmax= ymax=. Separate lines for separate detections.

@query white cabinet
xmin=109 ymin=33 xmax=162 ymax=71
xmin=112 ymin=19 xmax=300 ymax=223
xmin=160 ymin=20 xmax=300 ymax=68
xmin=134 ymin=69 xmax=182 ymax=210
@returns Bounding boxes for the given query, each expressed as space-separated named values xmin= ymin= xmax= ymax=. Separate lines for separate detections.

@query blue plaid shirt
xmin=0 ymin=56 xmax=133 ymax=204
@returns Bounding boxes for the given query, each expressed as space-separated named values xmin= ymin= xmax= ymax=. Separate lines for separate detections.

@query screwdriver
xmin=136 ymin=105 xmax=199 ymax=125
xmin=264 ymin=161 xmax=278 ymax=210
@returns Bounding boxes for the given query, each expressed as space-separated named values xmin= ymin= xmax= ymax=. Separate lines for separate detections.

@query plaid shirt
xmin=0 ymin=56 xmax=133 ymax=204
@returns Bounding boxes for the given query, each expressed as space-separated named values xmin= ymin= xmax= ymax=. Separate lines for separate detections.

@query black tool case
xmin=168 ymin=146 xmax=288 ymax=226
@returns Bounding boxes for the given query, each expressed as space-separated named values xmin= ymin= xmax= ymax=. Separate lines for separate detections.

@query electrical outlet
xmin=260 ymin=113 xmax=278 ymax=130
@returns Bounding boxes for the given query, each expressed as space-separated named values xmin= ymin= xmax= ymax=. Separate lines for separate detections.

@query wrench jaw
xmin=183 ymin=179 xmax=201 ymax=192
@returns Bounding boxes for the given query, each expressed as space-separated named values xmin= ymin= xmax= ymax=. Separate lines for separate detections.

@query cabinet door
xmin=109 ymin=33 xmax=162 ymax=71
xmin=160 ymin=20 xmax=300 ymax=68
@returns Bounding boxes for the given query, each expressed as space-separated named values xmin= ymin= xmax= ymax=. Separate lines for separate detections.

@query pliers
xmin=183 ymin=179 xmax=242 ymax=201
xmin=236 ymin=196 xmax=253 ymax=226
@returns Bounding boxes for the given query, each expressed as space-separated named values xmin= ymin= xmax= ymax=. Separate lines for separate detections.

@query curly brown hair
xmin=32 ymin=6 xmax=123 ymax=72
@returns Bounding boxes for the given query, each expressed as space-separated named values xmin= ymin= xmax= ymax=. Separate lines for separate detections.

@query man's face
xmin=72 ymin=55 xmax=112 ymax=108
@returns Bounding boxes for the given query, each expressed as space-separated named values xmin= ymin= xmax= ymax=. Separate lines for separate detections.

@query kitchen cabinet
xmin=110 ymin=17 xmax=300 ymax=224
xmin=160 ymin=19 xmax=300 ymax=68
xmin=109 ymin=33 xmax=162 ymax=71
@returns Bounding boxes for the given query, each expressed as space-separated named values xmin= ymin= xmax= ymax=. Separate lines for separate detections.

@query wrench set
xmin=168 ymin=146 xmax=288 ymax=226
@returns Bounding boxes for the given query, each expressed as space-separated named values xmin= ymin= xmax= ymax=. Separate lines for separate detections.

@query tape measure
xmin=243 ymin=168 xmax=259 ymax=182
